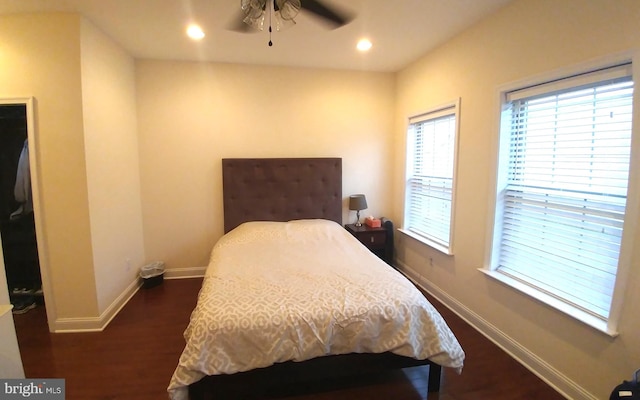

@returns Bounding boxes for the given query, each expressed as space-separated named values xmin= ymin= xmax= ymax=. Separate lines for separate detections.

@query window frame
xmin=483 ymin=56 xmax=640 ymax=336
xmin=401 ymin=99 xmax=461 ymax=255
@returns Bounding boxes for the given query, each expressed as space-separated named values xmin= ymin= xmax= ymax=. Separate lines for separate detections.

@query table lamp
xmin=349 ymin=194 xmax=368 ymax=226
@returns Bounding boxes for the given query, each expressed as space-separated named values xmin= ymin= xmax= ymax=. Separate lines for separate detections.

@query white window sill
xmin=478 ymin=268 xmax=618 ymax=337
xmin=398 ymin=228 xmax=453 ymax=256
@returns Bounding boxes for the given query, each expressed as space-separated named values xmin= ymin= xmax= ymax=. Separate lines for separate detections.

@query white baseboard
xmin=51 ymin=267 xmax=206 ymax=333
xmin=53 ymin=276 xmax=141 ymax=333
xmin=396 ymin=260 xmax=597 ymax=400
xmin=164 ymin=266 xmax=206 ymax=279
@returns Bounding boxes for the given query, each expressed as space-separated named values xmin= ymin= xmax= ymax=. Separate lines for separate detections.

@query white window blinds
xmin=405 ymin=103 xmax=458 ymax=251
xmin=497 ymin=64 xmax=634 ymax=320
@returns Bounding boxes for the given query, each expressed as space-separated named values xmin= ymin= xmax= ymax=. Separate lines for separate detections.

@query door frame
xmin=0 ymin=97 xmax=55 ymax=332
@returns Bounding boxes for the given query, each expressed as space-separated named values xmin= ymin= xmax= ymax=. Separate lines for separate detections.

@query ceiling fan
xmin=230 ymin=0 xmax=353 ymax=46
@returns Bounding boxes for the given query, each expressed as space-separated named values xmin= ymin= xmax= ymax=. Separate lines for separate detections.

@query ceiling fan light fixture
xmin=243 ymin=13 xmax=266 ymax=30
xmin=273 ymin=13 xmax=296 ymax=31
xmin=241 ymin=0 xmax=267 ymax=30
xmin=234 ymin=0 xmax=352 ymax=46
xmin=241 ymin=0 xmax=265 ymax=16
xmin=275 ymin=0 xmax=301 ymax=21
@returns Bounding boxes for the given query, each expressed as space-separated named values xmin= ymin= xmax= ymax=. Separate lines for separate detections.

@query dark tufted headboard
xmin=222 ymin=158 xmax=342 ymax=233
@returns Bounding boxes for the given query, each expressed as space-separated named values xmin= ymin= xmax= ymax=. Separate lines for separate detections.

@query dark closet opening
xmin=0 ymin=104 xmax=42 ymax=314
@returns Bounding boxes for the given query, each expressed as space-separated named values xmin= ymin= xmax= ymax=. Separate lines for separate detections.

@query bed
xmin=167 ymin=158 xmax=464 ymax=399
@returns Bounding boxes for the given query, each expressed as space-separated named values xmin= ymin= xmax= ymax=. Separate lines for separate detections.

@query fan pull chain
xmin=268 ymin=0 xmax=273 ymax=46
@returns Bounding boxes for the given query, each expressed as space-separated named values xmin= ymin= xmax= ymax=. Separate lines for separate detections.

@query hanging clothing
xmin=10 ymin=139 xmax=32 ymax=220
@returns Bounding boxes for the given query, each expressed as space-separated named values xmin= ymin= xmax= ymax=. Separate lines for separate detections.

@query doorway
xmin=0 ymin=100 xmax=46 ymax=322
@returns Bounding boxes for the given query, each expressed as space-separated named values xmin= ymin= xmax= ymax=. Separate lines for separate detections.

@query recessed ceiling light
xmin=186 ymin=24 xmax=205 ymax=40
xmin=356 ymin=39 xmax=372 ymax=52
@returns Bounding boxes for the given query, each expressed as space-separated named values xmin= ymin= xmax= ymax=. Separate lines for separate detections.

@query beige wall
xmin=0 ymin=13 xmax=145 ymax=328
xmin=0 ymin=13 xmax=98 ymax=320
xmin=80 ymin=20 xmax=145 ymax=314
xmin=135 ymin=61 xmax=395 ymax=270
xmin=393 ymin=1 xmax=640 ymax=399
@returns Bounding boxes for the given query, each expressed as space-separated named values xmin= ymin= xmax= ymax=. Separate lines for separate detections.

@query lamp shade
xmin=349 ymin=194 xmax=368 ymax=211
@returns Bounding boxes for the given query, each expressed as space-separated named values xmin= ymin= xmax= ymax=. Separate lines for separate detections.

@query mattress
xmin=168 ymin=219 xmax=464 ymax=399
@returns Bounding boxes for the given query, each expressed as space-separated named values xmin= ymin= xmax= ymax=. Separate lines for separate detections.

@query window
xmin=490 ymin=64 xmax=634 ymax=327
xmin=403 ymin=100 xmax=460 ymax=254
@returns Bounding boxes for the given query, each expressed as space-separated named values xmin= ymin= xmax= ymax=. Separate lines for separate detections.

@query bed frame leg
xmin=428 ymin=363 xmax=443 ymax=392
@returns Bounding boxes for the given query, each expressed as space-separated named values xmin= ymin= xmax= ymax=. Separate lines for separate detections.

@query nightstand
xmin=345 ymin=222 xmax=393 ymax=264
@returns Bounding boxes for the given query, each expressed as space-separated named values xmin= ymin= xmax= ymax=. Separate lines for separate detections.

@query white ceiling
xmin=0 ymin=0 xmax=514 ymax=72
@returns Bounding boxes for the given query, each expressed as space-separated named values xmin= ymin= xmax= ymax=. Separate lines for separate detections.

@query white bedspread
xmin=168 ymin=219 xmax=464 ymax=399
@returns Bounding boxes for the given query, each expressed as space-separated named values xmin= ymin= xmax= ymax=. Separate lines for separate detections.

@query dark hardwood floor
xmin=13 ymin=278 xmax=566 ymax=399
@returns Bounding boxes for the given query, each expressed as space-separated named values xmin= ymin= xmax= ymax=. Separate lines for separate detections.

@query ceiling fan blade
xmin=301 ymin=0 xmax=353 ymax=28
